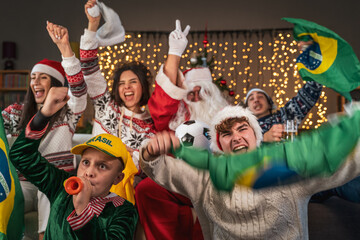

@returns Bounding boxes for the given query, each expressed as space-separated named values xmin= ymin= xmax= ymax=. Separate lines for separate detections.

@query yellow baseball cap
xmin=71 ymin=133 xmax=138 ymax=205
xmin=71 ymin=133 xmax=128 ymax=162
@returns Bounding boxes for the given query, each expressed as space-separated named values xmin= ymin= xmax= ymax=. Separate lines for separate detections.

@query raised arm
xmin=148 ymin=20 xmax=190 ymax=131
xmin=279 ymin=80 xmax=323 ymax=124
xmin=46 ymin=21 xmax=87 ymax=124
xmin=85 ymin=0 xmax=101 ymax=32
xmin=80 ymin=0 xmax=107 ymax=100
xmin=278 ymin=40 xmax=322 ymax=124
xmin=164 ymin=19 xmax=190 ymax=87
xmin=46 ymin=21 xmax=73 ymax=58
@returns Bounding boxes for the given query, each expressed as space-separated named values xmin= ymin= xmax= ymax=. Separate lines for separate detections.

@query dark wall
xmin=1 ymin=0 xmax=359 ymax=69
xmin=1 ymin=0 xmax=358 ymax=117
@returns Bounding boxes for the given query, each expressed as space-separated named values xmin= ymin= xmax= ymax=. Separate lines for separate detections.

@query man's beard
xmin=169 ymin=99 xmax=216 ymax=131
xmin=186 ymin=100 xmax=214 ymax=126
xmin=169 ymin=88 xmax=228 ymax=131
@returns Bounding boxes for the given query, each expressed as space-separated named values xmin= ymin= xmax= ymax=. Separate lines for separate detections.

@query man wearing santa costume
xmin=135 ymin=20 xmax=228 ymax=240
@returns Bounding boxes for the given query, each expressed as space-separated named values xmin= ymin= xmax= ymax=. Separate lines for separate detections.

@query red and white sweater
xmin=79 ymin=29 xmax=156 ymax=169
xmin=2 ymin=55 xmax=87 ymax=177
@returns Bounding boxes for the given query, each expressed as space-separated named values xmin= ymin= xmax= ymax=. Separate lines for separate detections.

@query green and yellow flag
xmin=0 ymin=112 xmax=24 ymax=240
xmin=283 ymin=17 xmax=360 ymax=100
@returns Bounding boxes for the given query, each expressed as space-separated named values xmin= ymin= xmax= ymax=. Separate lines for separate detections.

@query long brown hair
xmin=19 ymin=76 xmax=69 ymax=136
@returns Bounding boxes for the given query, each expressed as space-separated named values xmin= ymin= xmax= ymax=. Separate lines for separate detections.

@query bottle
xmin=64 ymin=176 xmax=83 ymax=195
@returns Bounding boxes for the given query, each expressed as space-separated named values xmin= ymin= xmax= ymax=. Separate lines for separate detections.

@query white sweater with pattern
xmin=140 ymin=142 xmax=360 ymax=240
xmin=2 ymin=55 xmax=87 ymax=174
xmin=79 ymin=29 xmax=156 ymax=169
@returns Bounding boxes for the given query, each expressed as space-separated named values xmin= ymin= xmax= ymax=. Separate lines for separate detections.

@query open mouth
xmin=34 ymin=89 xmax=45 ymax=98
xmin=124 ymin=92 xmax=134 ymax=100
xmin=233 ymin=145 xmax=248 ymax=153
xmin=253 ymin=104 xmax=262 ymax=111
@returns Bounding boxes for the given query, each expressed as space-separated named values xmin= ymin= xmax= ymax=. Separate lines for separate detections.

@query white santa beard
xmin=187 ymin=101 xmax=214 ymax=126
xmin=169 ymin=95 xmax=227 ymax=131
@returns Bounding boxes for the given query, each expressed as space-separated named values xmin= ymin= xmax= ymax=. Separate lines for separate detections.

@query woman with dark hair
xmin=2 ymin=22 xmax=87 ymax=240
xmin=17 ymin=71 xmax=66 ymax=135
xmin=80 ymin=0 xmax=156 ymax=170
xmin=110 ymin=61 xmax=151 ymax=109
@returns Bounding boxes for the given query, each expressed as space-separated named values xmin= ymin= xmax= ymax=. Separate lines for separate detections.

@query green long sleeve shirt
xmin=9 ymin=131 xmax=137 ymax=240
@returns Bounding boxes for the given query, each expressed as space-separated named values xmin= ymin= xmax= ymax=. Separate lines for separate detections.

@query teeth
xmin=34 ymin=90 xmax=45 ymax=97
xmin=124 ymin=92 xmax=134 ymax=96
xmin=234 ymin=146 xmax=245 ymax=151
xmin=233 ymin=146 xmax=247 ymax=153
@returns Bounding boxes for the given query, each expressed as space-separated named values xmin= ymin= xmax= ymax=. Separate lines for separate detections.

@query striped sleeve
xmin=80 ymin=28 xmax=107 ymax=100
xmin=62 ymin=55 xmax=87 ymax=98
xmin=67 ymin=204 xmax=96 ymax=231
xmin=25 ymin=114 xmax=49 ymax=140
xmin=80 ymin=48 xmax=99 ymax=77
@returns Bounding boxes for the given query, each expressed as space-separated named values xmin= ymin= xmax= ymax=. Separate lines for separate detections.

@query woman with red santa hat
xmin=2 ymin=22 xmax=87 ymax=240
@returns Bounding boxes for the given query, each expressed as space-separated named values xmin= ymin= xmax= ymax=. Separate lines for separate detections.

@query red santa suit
xmin=137 ymin=65 xmax=228 ymax=240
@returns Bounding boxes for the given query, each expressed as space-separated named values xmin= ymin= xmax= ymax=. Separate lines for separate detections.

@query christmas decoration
xmin=97 ymin=29 xmax=328 ymax=130
xmin=188 ymin=24 xmax=234 ymax=97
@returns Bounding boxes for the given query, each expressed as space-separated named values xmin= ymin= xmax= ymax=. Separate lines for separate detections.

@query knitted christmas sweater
xmin=9 ymin=130 xmax=137 ymax=240
xmin=258 ymin=81 xmax=322 ymax=133
xmin=1 ymin=55 xmax=87 ymax=174
xmin=140 ymin=143 xmax=360 ymax=240
xmin=79 ymin=29 xmax=156 ymax=168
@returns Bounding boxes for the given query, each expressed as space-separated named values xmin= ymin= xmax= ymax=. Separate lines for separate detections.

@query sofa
xmin=308 ymin=197 xmax=360 ymax=239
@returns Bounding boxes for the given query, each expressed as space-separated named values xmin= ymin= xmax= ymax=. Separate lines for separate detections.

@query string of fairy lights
xmin=98 ymin=29 xmax=328 ymax=130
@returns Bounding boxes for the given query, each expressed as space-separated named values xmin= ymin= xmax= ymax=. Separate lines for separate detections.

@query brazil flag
xmin=0 ymin=113 xmax=24 ymax=240
xmin=283 ymin=18 xmax=360 ymax=100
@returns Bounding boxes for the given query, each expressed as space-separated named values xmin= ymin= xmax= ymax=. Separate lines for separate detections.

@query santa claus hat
xmin=87 ymin=1 xmax=125 ymax=47
xmin=245 ymin=88 xmax=277 ymax=110
xmin=210 ymin=105 xmax=263 ymax=152
xmin=31 ymin=59 xmax=66 ymax=85
xmin=183 ymin=67 xmax=212 ymax=86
